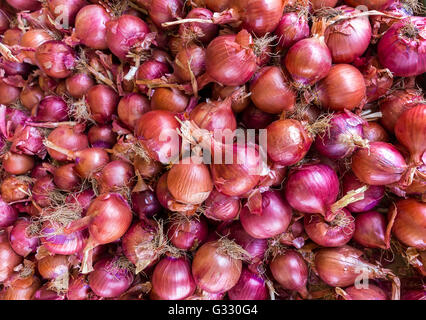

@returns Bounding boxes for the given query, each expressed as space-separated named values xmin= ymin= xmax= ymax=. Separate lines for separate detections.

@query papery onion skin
xmin=73 ymin=148 xmax=110 ymax=179
xmin=316 ymin=64 xmax=366 ymax=111
xmin=394 ymin=104 xmax=426 ymax=165
xmin=0 ymin=79 xmax=20 ymax=105
xmin=212 ymin=84 xmax=250 ymax=113
xmin=192 ymin=240 xmax=243 ymax=293
xmin=1 ymin=274 xmax=41 ymax=300
xmin=205 ymin=30 xmax=257 ymax=86
xmin=275 ymin=12 xmax=309 ymax=49
xmin=118 ymin=93 xmax=150 ymax=130
xmin=228 ymin=267 xmax=268 ymax=300
xmin=351 ymin=141 xmax=407 ymax=185
xmin=250 ymin=66 xmax=296 ymax=114
xmin=203 ymin=189 xmax=240 ymax=221
xmin=266 ymin=119 xmax=312 ymax=166
xmin=136 ymin=60 xmax=170 ymax=94
xmin=353 ymin=211 xmax=390 ymax=249
xmin=86 ymin=84 xmax=119 ymax=124
xmin=97 ymin=160 xmax=135 ymax=193
xmin=149 ymin=0 xmax=184 ymax=28
xmin=20 ymin=85 xmax=44 ymax=111
xmin=35 ymin=41 xmax=76 ymax=79
xmin=37 ymin=255 xmax=69 ymax=280
xmin=240 ymin=190 xmax=293 ymax=239
xmin=167 ymin=217 xmax=208 ymax=250
xmin=9 ymin=218 xmax=39 ymax=257
xmin=67 ymin=274 xmax=90 ymax=300
xmin=304 ymin=209 xmax=355 ymax=247
xmin=342 ymin=172 xmax=384 ymax=213
xmin=46 ymin=0 xmax=87 ymax=27
xmin=2 ymin=152 xmax=35 ymax=175
xmin=152 ymin=256 xmax=196 ymax=300
xmin=174 ymin=45 xmax=206 ymax=82
xmin=378 ymin=17 xmax=426 ymax=77
xmin=391 ymin=199 xmax=426 ymax=250
xmin=20 ymin=29 xmax=53 ymax=65
xmin=178 ymin=8 xmax=218 ymax=44
xmin=41 ymin=221 xmax=88 ymax=255
xmin=46 ymin=125 xmax=89 ymax=162
xmin=270 ymin=250 xmax=308 ymax=297
xmin=75 ymin=4 xmax=111 ymax=49
xmin=0 ymin=176 xmax=31 ymax=203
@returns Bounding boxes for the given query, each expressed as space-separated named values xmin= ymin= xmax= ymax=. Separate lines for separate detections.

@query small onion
xmin=97 ymin=160 xmax=135 ymax=193
xmin=131 ymin=190 xmax=162 ymax=219
xmin=228 ymin=267 xmax=268 ymax=300
xmin=0 ymin=196 xmax=18 ymax=228
xmin=75 ymin=4 xmax=111 ymax=49
xmin=167 ymin=216 xmax=208 ymax=250
xmin=2 ymin=152 xmax=35 ymax=175
xmin=35 ymin=41 xmax=76 ymax=79
xmin=336 ymin=284 xmax=388 ymax=300
xmin=173 ymin=45 xmax=206 ymax=82
xmin=86 ymin=84 xmax=119 ymax=124
xmin=275 ymin=12 xmax=309 ymax=49
xmin=353 ymin=211 xmax=392 ymax=249
xmin=9 ymin=218 xmax=39 ymax=257
xmin=203 ymin=189 xmax=240 ymax=221
xmin=117 ymin=93 xmax=150 ymax=130
xmin=65 ymin=73 xmax=95 ymax=99
xmin=151 ymin=87 xmax=189 ymax=113
xmin=46 ymin=125 xmax=89 ymax=162
xmin=88 ymin=125 xmax=117 ymax=149
xmin=32 ymin=96 xmax=69 ymax=122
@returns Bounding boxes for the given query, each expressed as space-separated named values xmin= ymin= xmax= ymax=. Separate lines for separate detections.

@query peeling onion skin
xmin=75 ymin=5 xmax=111 ymax=50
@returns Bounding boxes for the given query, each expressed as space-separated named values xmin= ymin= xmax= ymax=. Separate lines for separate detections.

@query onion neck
xmin=327 ymin=186 xmax=367 ymax=222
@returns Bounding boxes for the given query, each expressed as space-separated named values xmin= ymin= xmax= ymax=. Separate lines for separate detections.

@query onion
xmin=379 ymin=88 xmax=423 ymax=133
xmin=270 ymin=250 xmax=309 ymax=298
xmin=67 ymin=193 xmax=133 ymax=273
xmin=203 ymin=189 xmax=240 ymax=221
xmin=395 ymin=104 xmax=426 ymax=166
xmin=228 ymin=267 xmax=268 ymax=300
xmin=35 ymin=41 xmax=76 ymax=79
xmin=336 ymin=284 xmax=388 ymax=300
xmin=266 ymin=119 xmax=312 ymax=166
xmin=285 ymin=163 xmax=366 ymax=222
xmin=212 ymin=84 xmax=250 ymax=113
xmin=314 ymin=111 xmax=368 ymax=159
xmin=167 ymin=215 xmax=208 ymax=250
xmin=37 ymin=255 xmax=69 ymax=289
xmin=86 ymin=84 xmax=119 ymax=124
xmin=343 ymin=0 xmax=394 ymax=10
xmin=204 ymin=30 xmax=257 ymax=86
xmin=65 ymin=73 xmax=95 ymax=99
xmin=304 ymin=209 xmax=355 ymax=247
xmin=0 ymin=196 xmax=18 ymax=228
xmin=9 ymin=218 xmax=39 ymax=257
xmin=315 ymin=64 xmax=366 ymax=111
xmin=275 ymin=12 xmax=309 ymax=49
xmin=192 ymin=239 xmax=244 ymax=293
xmin=0 ymin=233 xmax=22 ymax=282
xmin=67 ymin=274 xmax=90 ymax=300
xmin=391 ymin=199 xmax=425 ymax=250
xmin=189 ymin=98 xmax=237 ymax=133
xmin=88 ymin=256 xmax=134 ymax=298
xmin=151 ymin=87 xmax=189 ymax=113
xmin=88 ymin=125 xmax=117 ymax=149
xmin=20 ymin=29 xmax=53 ymax=65
xmin=149 ymin=0 xmax=184 ymax=28
xmin=75 ymin=4 xmax=111 ymax=49
xmin=240 ymin=190 xmax=292 ymax=239
xmin=0 ymin=176 xmax=31 ymax=203
xmin=6 ymin=0 xmax=41 ymax=11
xmin=122 ymin=219 xmax=162 ymax=273
xmin=117 ymin=93 xmax=150 ymax=130
xmin=20 ymin=85 xmax=44 ymax=111
xmin=241 ymin=104 xmax=277 ymax=129
xmin=46 ymin=0 xmax=87 ymax=27
xmin=131 ymin=190 xmax=162 ymax=219
xmin=315 ymin=245 xmax=400 ymax=299
xmin=342 ymin=172 xmax=384 ymax=212
xmin=46 ymin=124 xmax=89 ymax=162
xmin=136 ymin=60 xmax=170 ymax=94
xmin=325 ymin=6 xmax=372 ymax=63
xmin=351 ymin=141 xmax=407 ymax=185
xmin=0 ymin=79 xmax=20 ymax=105
xmin=156 ymin=172 xmax=192 ymax=213
xmin=250 ymin=66 xmax=296 ymax=114
xmin=0 ymin=9 xmax=9 ymax=34
xmin=178 ymin=8 xmax=218 ymax=44
xmin=31 ymin=176 xmax=56 ymax=208
xmin=353 ymin=211 xmax=392 ymax=249
xmin=32 ymin=285 xmax=65 ymax=300
xmin=363 ymin=122 xmax=389 ymax=142
xmin=32 ymin=96 xmax=69 ymax=122
xmin=97 ymin=160 xmax=135 ymax=193
xmin=0 ymin=59 xmax=30 ymax=77
xmin=65 ymin=189 xmax=95 ymax=212
xmin=378 ymin=17 xmax=426 ymax=77
xmin=2 ymin=152 xmax=35 ymax=175
xmin=284 ymin=19 xmax=332 ymax=86
xmin=106 ymin=15 xmax=150 ymax=61
xmin=0 ymin=268 xmax=40 ymax=300
xmin=173 ymin=45 xmax=206 ymax=82
xmin=135 ymin=110 xmax=181 ymax=164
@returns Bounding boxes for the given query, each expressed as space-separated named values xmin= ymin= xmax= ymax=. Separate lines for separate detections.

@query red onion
xmin=325 ymin=6 xmax=372 ymax=63
xmin=192 ymin=239 xmax=244 ymax=293
xmin=149 ymin=0 xmax=184 ymax=28
xmin=2 ymin=152 xmax=35 ymax=175
xmin=204 ymin=30 xmax=257 ymax=86
xmin=378 ymin=17 xmax=426 ymax=77
xmin=0 ymin=79 xmax=20 ymax=105
xmin=0 ymin=196 xmax=18 ymax=228
xmin=65 ymin=73 xmax=95 ymax=99
xmin=32 ymin=285 xmax=65 ymax=300
xmin=46 ymin=0 xmax=87 ymax=27
xmin=75 ymin=4 xmax=111 ymax=49
xmin=131 ymin=190 xmax=162 ymax=219
xmin=379 ymin=88 xmax=423 ymax=133
xmin=362 ymin=122 xmax=389 ymax=142
xmin=314 ymin=111 xmax=368 ymax=159
xmin=65 ymin=189 xmax=95 ymax=212
xmin=391 ymin=199 xmax=425 ymax=250
xmin=32 ymin=96 xmax=69 ymax=122
xmin=284 ymin=19 xmax=332 ymax=86
xmin=173 ymin=45 xmax=206 ymax=82
xmin=270 ymin=250 xmax=309 ymax=298
xmin=20 ymin=85 xmax=44 ymax=111
xmin=240 ymin=190 xmax=292 ymax=239
xmin=9 ymin=218 xmax=39 ymax=257
xmin=152 ymin=255 xmax=196 ymax=300
xmin=41 ymin=220 xmax=88 ymax=255
xmin=136 ymin=60 xmax=170 ymax=94
xmin=266 ymin=119 xmax=313 ymax=166
xmin=86 ymin=84 xmax=119 ymax=124
xmin=88 ymin=125 xmax=117 ymax=149
xmin=304 ymin=209 xmax=355 ymax=247
xmin=315 ymin=64 xmax=367 ymax=111
xmin=6 ymin=0 xmax=41 ymax=11
xmin=0 ymin=233 xmax=22 ymax=282
xmin=241 ymin=104 xmax=277 ymax=129
xmin=167 ymin=216 xmax=208 ymax=250
xmin=117 ymin=93 xmax=150 ymax=130
xmin=250 ymin=66 xmax=296 ymax=114
xmin=212 ymin=84 xmax=250 ymax=113
xmin=342 ymin=172 xmax=384 ymax=212
xmin=46 ymin=124 xmax=89 ymax=162
xmin=336 ymin=284 xmax=388 ymax=300
xmin=178 ymin=8 xmax=218 ymax=44
xmin=228 ymin=267 xmax=268 ymax=300
xmin=135 ymin=110 xmax=181 ymax=164
xmin=343 ymin=0 xmax=394 ymax=10
xmin=0 ymin=59 xmax=30 ymax=77
xmin=151 ymin=87 xmax=189 ymax=113
xmin=351 ymin=141 xmax=407 ymax=185
xmin=353 ymin=210 xmax=392 ymax=249
xmin=0 ymin=176 xmax=32 ymax=203
xmin=156 ymin=172 xmax=191 ymax=213
xmin=0 ymin=268 xmax=40 ymax=300
xmin=97 ymin=160 xmax=135 ymax=193
xmin=203 ymin=189 xmax=240 ymax=221
xmin=106 ymin=15 xmax=150 ymax=61
xmin=31 ymin=176 xmax=56 ymax=208
xmin=20 ymin=29 xmax=53 ymax=65
xmin=88 ymin=256 xmax=134 ymax=298
xmin=275 ymin=12 xmax=309 ymax=49
xmin=35 ymin=41 xmax=76 ymax=79
xmin=67 ymin=274 xmax=90 ymax=300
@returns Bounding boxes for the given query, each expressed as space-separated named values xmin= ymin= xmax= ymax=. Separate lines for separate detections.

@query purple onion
xmin=0 ymin=196 xmax=18 ymax=228
xmin=32 ymin=96 xmax=69 ymax=122
xmin=228 ymin=267 xmax=269 ymax=300
xmin=131 ymin=190 xmax=162 ymax=219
